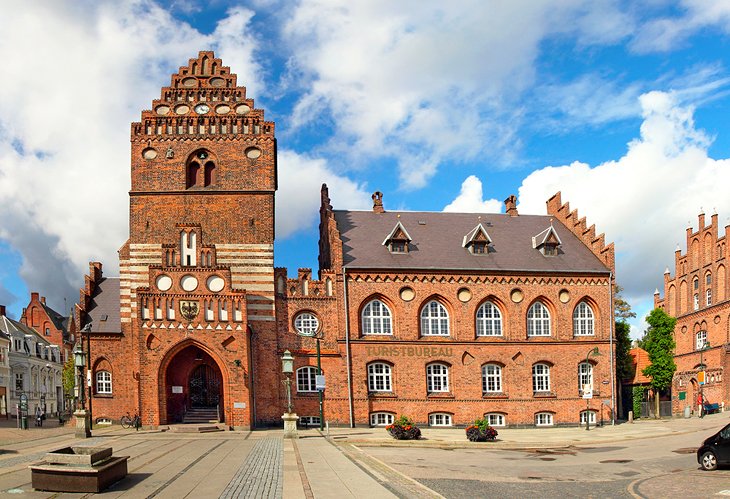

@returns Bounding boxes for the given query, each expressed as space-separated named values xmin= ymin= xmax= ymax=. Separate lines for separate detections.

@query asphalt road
xmin=353 ymin=426 xmax=730 ymax=498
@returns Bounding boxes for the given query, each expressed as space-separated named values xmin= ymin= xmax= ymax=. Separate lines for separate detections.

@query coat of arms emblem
xmin=180 ymin=300 xmax=199 ymax=321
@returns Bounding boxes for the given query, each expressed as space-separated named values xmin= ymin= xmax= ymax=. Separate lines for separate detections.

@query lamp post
xmin=583 ymin=347 xmax=601 ymax=431
xmin=73 ymin=342 xmax=91 ymax=438
xmin=699 ymin=340 xmax=710 ymax=417
xmin=281 ymin=350 xmax=298 ymax=438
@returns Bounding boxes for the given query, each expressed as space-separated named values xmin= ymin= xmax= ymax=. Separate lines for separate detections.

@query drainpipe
xmin=609 ymin=272 xmax=615 ymax=426
xmin=247 ymin=323 xmax=256 ymax=429
xmin=343 ymin=267 xmax=354 ymax=428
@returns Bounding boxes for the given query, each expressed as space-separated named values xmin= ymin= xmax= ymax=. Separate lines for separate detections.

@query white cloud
xmin=0 ymin=0 xmax=263 ymax=310
xmin=517 ymin=90 xmax=730 ymax=307
xmin=443 ymin=176 xmax=502 ymax=214
xmin=276 ymin=150 xmax=371 ymax=238
xmin=282 ymin=0 xmax=636 ymax=189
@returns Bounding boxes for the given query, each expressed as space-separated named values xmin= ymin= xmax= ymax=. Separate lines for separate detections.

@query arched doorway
xmin=164 ymin=344 xmax=224 ymax=423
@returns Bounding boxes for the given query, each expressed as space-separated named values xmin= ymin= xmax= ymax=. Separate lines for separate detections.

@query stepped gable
xmin=131 ymin=50 xmax=274 ymax=141
xmin=546 ymin=192 xmax=615 ymax=274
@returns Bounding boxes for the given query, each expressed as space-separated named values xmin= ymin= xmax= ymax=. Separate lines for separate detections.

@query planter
xmin=386 ymin=424 xmax=422 ymax=440
xmin=466 ymin=426 xmax=498 ymax=442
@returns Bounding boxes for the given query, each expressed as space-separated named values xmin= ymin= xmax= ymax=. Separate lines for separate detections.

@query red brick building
xmin=20 ymin=292 xmax=74 ymax=363
xmin=81 ymin=51 xmax=616 ymax=429
xmin=654 ymin=211 xmax=730 ymax=415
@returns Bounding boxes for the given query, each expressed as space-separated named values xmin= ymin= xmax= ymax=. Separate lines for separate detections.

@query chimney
xmin=0 ymin=305 xmax=5 ymax=317
xmin=41 ymin=296 xmax=46 ymax=305
xmin=372 ymin=191 xmax=385 ymax=213
xmin=31 ymin=291 xmax=39 ymax=301
xmin=504 ymin=195 xmax=518 ymax=217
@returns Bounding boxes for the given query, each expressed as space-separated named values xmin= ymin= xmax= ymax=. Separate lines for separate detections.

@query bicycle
xmin=120 ymin=412 xmax=141 ymax=430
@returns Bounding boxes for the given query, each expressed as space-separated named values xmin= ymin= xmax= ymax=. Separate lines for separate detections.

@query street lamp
xmin=73 ymin=341 xmax=91 ymax=438
xmin=699 ymin=340 xmax=711 ymax=417
xmin=281 ymin=350 xmax=298 ymax=438
xmin=293 ymin=317 xmax=326 ymax=431
xmin=584 ymin=347 xmax=601 ymax=431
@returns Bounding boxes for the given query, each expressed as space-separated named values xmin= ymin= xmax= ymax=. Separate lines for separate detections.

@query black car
xmin=697 ymin=422 xmax=730 ymax=471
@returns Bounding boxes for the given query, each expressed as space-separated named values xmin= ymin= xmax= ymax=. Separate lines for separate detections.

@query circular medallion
xmin=181 ymin=77 xmax=197 ymax=87
xmin=457 ymin=288 xmax=472 ymax=303
xmin=681 ymin=326 xmax=687 ymax=333
xmin=510 ymin=289 xmax=524 ymax=303
xmin=294 ymin=312 xmax=319 ymax=336
xmin=206 ymin=275 xmax=225 ymax=293
xmin=194 ymin=103 xmax=210 ymax=114
xmin=155 ymin=105 xmax=170 ymax=115
xmin=235 ymin=104 xmax=251 ymax=115
xmin=559 ymin=290 xmax=570 ymax=303
xmin=180 ymin=275 xmax=199 ymax=292
xmin=142 ymin=147 xmax=158 ymax=160
xmin=174 ymin=105 xmax=190 ymax=115
xmin=245 ymin=147 xmax=261 ymax=159
xmin=209 ymin=77 xmax=225 ymax=87
xmin=399 ymin=287 xmax=415 ymax=301
xmin=215 ymin=104 xmax=231 ymax=114
xmin=714 ymin=315 xmax=721 ymax=324
xmin=156 ymin=274 xmax=172 ymax=292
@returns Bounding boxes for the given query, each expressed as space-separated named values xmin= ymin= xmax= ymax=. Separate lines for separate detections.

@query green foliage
xmin=641 ymin=308 xmax=677 ymax=392
xmin=614 ymin=285 xmax=636 ymax=320
xmin=393 ymin=415 xmax=414 ymax=427
xmin=632 ymin=386 xmax=644 ymax=418
xmin=62 ymin=357 xmax=75 ymax=397
xmin=615 ymin=321 xmax=633 ymax=382
xmin=471 ymin=416 xmax=491 ymax=432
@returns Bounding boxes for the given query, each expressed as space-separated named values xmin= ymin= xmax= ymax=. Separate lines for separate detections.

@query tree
xmin=62 ymin=357 xmax=76 ymax=410
xmin=641 ymin=308 xmax=677 ymax=418
xmin=614 ymin=285 xmax=636 ymax=321
xmin=614 ymin=285 xmax=635 ymax=417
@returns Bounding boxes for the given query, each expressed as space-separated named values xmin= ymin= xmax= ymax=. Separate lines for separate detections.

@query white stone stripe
xmin=246 ymin=304 xmax=275 ymax=310
xmin=231 ymin=283 xmax=274 ymax=291
xmin=248 ymin=316 xmax=276 ymax=322
xmin=216 ymin=244 xmax=273 ymax=250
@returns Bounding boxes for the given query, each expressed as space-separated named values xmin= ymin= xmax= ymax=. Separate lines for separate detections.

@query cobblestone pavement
xmin=220 ymin=437 xmax=283 ymax=499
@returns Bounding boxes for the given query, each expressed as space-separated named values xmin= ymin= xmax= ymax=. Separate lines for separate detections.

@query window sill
xmin=533 ymin=391 xmax=556 ymax=398
xmin=579 ymin=390 xmax=600 ymax=397
xmin=94 ymin=394 xmax=113 ymax=399
xmin=368 ymin=391 xmax=397 ymax=399
xmin=295 ymin=392 xmax=321 ymax=397
xmin=526 ymin=335 xmax=552 ymax=339
xmin=426 ymin=392 xmax=454 ymax=399
xmin=482 ymin=392 xmax=508 ymax=399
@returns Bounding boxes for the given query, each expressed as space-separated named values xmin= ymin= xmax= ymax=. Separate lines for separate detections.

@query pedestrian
xmin=35 ymin=406 xmax=43 ymax=427
xmin=697 ymin=393 xmax=704 ymax=418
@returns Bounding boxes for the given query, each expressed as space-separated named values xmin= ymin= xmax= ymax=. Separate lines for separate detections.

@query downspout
xmin=609 ymin=272 xmax=615 ymax=426
xmin=247 ymin=323 xmax=256 ymax=429
xmin=343 ymin=266 xmax=354 ymax=428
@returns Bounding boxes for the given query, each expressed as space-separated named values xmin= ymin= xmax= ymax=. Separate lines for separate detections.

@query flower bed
xmin=386 ymin=415 xmax=421 ymax=440
xmin=465 ymin=417 xmax=498 ymax=442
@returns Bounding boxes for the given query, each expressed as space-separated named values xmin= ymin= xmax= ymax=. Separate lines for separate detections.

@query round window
xmin=294 ymin=312 xmax=319 ymax=336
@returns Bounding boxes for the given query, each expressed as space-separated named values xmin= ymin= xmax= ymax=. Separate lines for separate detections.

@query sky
xmin=1 ymin=0 xmax=730 ymax=339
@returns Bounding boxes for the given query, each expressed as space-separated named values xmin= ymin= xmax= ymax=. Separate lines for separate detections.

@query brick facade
xmin=655 ymin=211 xmax=730 ymax=414
xmin=81 ymin=51 xmax=616 ymax=430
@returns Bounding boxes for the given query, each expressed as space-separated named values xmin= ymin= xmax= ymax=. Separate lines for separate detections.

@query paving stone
xmin=220 ymin=437 xmax=282 ymax=499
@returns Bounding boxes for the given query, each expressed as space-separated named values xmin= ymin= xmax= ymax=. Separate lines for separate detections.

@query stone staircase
xmin=182 ymin=407 xmax=219 ymax=424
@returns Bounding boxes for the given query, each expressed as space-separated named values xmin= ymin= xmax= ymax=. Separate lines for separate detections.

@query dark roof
xmin=42 ymin=303 xmax=67 ymax=331
xmin=333 ymin=211 xmax=610 ymax=273
xmin=86 ymin=278 xmax=121 ymax=334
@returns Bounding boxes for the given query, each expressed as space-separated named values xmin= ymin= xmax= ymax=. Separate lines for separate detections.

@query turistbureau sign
xmin=365 ymin=346 xmax=454 ymax=357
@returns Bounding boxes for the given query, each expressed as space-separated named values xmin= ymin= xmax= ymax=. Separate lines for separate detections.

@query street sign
xmin=582 ymin=384 xmax=593 ymax=399
xmin=315 ymin=375 xmax=326 ymax=391
xmin=698 ymin=371 xmax=706 ymax=385
xmin=19 ymin=393 xmax=28 ymax=411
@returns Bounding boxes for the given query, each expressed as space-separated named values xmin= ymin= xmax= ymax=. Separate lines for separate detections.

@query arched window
xmin=186 ymin=150 xmax=215 ymax=189
xmin=532 ymin=363 xmax=550 ymax=392
xmin=535 ymin=412 xmax=554 ymax=426
xmin=362 ymin=299 xmax=392 ymax=335
xmin=578 ymin=362 xmax=593 ymax=391
xmin=429 ymin=413 xmax=453 ymax=426
xmin=476 ymin=301 xmax=502 ymax=336
xmin=573 ymin=302 xmax=594 ymax=336
xmin=96 ymin=371 xmax=112 ymax=395
xmin=296 ymin=366 xmax=318 ymax=392
xmin=370 ymin=412 xmax=394 ymax=426
xmin=580 ymin=410 xmax=596 ymax=426
xmin=367 ymin=363 xmax=392 ymax=392
xmin=421 ymin=300 xmax=449 ymax=336
xmin=481 ymin=364 xmax=502 ymax=393
xmin=527 ymin=302 xmax=550 ymax=336
xmin=204 ymin=161 xmax=216 ymax=186
xmin=294 ymin=312 xmax=319 ymax=336
xmin=485 ymin=413 xmax=506 ymax=427
xmin=426 ymin=363 xmax=449 ymax=392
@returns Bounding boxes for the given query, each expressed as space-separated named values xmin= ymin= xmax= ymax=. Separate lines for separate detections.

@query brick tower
xmin=116 ymin=51 xmax=276 ymax=428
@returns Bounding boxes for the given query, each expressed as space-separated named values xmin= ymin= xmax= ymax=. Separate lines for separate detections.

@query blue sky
xmin=1 ymin=0 xmax=730 ymax=339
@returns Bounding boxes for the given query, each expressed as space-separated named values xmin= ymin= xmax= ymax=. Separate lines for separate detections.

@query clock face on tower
xmin=194 ymin=103 xmax=210 ymax=114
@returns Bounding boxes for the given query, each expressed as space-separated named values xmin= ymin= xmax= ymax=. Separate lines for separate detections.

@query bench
xmin=703 ymin=402 xmax=720 ymax=414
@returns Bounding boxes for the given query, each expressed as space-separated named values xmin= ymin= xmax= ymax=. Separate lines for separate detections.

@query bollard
xmin=628 ymin=410 xmax=633 ymax=423
xmin=684 ymin=406 xmax=691 ymax=418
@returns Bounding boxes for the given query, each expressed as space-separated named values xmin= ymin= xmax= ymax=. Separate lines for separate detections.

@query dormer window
xmin=463 ymin=223 xmax=492 ymax=255
xmin=382 ymin=219 xmax=412 ymax=254
xmin=532 ymin=224 xmax=562 ymax=257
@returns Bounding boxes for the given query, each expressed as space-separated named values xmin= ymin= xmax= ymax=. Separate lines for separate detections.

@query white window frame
xmin=361 ymin=299 xmax=393 ymax=335
xmin=370 ymin=412 xmax=395 ymax=426
xmin=579 ymin=362 xmax=593 ymax=391
xmin=535 ymin=412 xmax=554 ymax=426
xmin=527 ymin=302 xmax=551 ymax=336
xmin=96 ymin=370 xmax=112 ymax=395
xmin=693 ymin=293 xmax=699 ymax=310
xmin=532 ymin=363 xmax=551 ymax=392
xmin=706 ymin=289 xmax=712 ymax=306
xmin=367 ymin=363 xmax=392 ymax=392
xmin=580 ymin=410 xmax=596 ymax=425
xmin=429 ymin=413 xmax=453 ymax=426
xmin=294 ymin=312 xmax=319 ymax=336
xmin=476 ymin=301 xmax=502 ymax=336
xmin=298 ymin=416 xmax=321 ymax=426
xmin=573 ymin=302 xmax=594 ymax=336
xmin=486 ymin=413 xmax=506 ymax=427
xmin=426 ymin=363 xmax=450 ymax=392
xmin=296 ymin=366 xmax=318 ymax=393
xmin=696 ymin=330 xmax=708 ymax=350
xmin=421 ymin=300 xmax=449 ymax=336
xmin=482 ymin=364 xmax=502 ymax=393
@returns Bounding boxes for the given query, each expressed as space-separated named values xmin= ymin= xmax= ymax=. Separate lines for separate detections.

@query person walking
xmin=35 ymin=406 xmax=43 ymax=427
xmin=697 ymin=393 xmax=704 ymax=418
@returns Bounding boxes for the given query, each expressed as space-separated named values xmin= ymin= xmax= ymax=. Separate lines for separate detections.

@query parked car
xmin=697 ymin=422 xmax=730 ymax=471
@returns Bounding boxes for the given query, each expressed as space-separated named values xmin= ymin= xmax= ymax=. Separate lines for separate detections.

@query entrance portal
xmin=164 ymin=345 xmax=224 ymax=423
